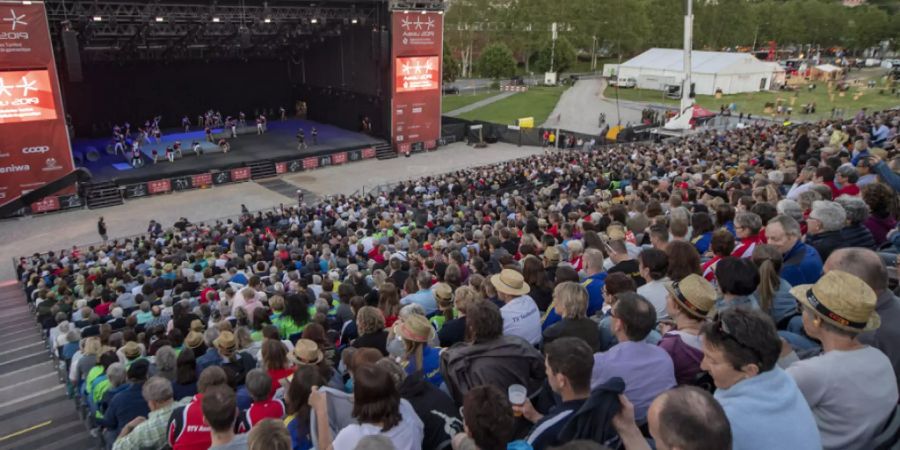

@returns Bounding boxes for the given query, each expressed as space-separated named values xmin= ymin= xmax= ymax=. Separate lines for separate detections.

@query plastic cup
xmin=508 ymin=384 xmax=527 ymax=416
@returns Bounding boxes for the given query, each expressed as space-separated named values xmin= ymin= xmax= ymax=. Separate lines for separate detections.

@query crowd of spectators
xmin=17 ymin=108 xmax=900 ymax=450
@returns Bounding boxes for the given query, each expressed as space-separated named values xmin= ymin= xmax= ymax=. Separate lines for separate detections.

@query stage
xmin=72 ymin=119 xmax=388 ymax=186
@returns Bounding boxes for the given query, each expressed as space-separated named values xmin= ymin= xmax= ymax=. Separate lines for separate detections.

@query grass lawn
xmin=441 ymin=91 xmax=501 ymax=113
xmin=457 ymin=86 xmax=568 ymax=125
xmin=603 ymin=71 xmax=900 ymax=120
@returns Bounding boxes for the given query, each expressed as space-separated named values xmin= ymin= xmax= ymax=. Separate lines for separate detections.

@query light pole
xmin=591 ymin=35 xmax=598 ymax=71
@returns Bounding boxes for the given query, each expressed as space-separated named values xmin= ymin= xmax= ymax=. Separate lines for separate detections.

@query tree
xmin=478 ymin=43 xmax=517 ymax=79
xmin=443 ymin=42 xmax=461 ymax=82
xmin=533 ymin=36 xmax=577 ymax=73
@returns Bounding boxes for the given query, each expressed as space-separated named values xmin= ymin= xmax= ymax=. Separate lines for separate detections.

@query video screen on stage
xmin=0 ymin=70 xmax=58 ymax=124
xmin=395 ymin=56 xmax=440 ymax=93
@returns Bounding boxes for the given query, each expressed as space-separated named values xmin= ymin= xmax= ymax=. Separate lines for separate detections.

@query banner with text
xmin=391 ymin=11 xmax=442 ymax=153
xmin=0 ymin=2 xmax=75 ymax=207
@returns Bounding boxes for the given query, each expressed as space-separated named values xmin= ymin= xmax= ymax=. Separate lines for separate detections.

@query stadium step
xmin=0 ymin=281 xmax=99 ymax=450
xmin=248 ymin=159 xmax=277 ymax=180
xmin=84 ymin=181 xmax=123 ymax=210
xmin=374 ymin=142 xmax=397 ymax=160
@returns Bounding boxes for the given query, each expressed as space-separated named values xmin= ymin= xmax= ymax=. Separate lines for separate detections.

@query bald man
xmin=614 ymin=386 xmax=732 ymax=450
xmin=825 ymin=248 xmax=900 ymax=390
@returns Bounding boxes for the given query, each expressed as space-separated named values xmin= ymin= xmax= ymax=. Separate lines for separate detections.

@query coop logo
xmin=0 ymin=9 xmax=28 ymax=39
xmin=42 ymin=157 xmax=62 ymax=171
xmin=400 ymin=16 xmax=435 ymax=31
xmin=0 ymin=163 xmax=30 ymax=174
xmin=22 ymin=146 xmax=49 ymax=154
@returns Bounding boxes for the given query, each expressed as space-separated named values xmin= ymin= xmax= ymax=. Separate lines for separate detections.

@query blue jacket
xmin=781 ymin=241 xmax=822 ymax=287
xmin=196 ymin=347 xmax=222 ymax=373
xmin=99 ymin=383 xmax=149 ymax=434
xmin=873 ymin=160 xmax=900 ymax=193
xmin=542 ymin=272 xmax=606 ymax=330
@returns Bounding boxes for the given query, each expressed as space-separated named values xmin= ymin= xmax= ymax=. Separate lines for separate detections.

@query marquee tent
xmin=616 ymin=48 xmax=780 ymax=95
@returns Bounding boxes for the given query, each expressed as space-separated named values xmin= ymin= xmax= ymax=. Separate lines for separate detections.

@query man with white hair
xmin=113 ymin=376 xmax=187 ymax=450
xmin=836 ymin=196 xmax=876 ymax=250
xmin=805 ymin=201 xmax=847 ymax=262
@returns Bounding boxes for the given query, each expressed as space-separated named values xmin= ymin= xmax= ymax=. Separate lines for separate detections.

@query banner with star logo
xmin=391 ymin=11 xmax=443 ymax=154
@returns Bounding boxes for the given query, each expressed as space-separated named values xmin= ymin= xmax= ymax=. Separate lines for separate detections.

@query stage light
xmin=310 ymin=18 xmax=318 ymax=24
xmin=155 ymin=16 xmax=164 ymax=22
xmin=264 ymin=18 xmax=272 ymax=23
xmin=212 ymin=17 xmax=221 ymax=23
xmin=351 ymin=18 xmax=358 ymax=24
xmin=22 ymin=1 xmax=32 ymax=4
xmin=421 ymin=11 xmax=427 ymax=14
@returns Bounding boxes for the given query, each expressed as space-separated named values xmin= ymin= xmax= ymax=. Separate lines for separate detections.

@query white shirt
xmin=786 ymin=346 xmax=898 ymax=450
xmin=637 ymin=278 xmax=670 ymax=321
xmin=500 ymin=295 xmax=542 ymax=346
xmin=332 ymin=399 xmax=424 ymax=450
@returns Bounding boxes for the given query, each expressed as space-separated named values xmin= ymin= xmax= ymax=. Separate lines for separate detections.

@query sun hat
xmin=543 ymin=246 xmax=561 ymax=263
xmin=393 ymin=314 xmax=435 ymax=343
xmin=190 ymin=319 xmax=205 ymax=332
xmin=490 ymin=269 xmax=531 ymax=297
xmin=664 ymin=274 xmax=716 ymax=319
xmin=213 ymin=330 xmax=237 ymax=351
xmin=790 ymin=270 xmax=880 ymax=333
xmin=289 ymin=339 xmax=324 ymax=365
xmin=122 ymin=341 xmax=141 ymax=359
xmin=185 ymin=331 xmax=204 ymax=349
xmin=433 ymin=282 xmax=453 ymax=301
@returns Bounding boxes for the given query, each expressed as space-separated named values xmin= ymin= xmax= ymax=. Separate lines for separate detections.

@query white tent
xmin=617 ymin=48 xmax=779 ymax=95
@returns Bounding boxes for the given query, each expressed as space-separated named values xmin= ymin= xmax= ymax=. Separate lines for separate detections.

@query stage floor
xmin=72 ymin=119 xmax=386 ymax=185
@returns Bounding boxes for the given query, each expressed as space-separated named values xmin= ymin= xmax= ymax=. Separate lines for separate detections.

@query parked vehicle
xmin=609 ymin=77 xmax=636 ymax=88
xmin=442 ymin=86 xmax=460 ymax=95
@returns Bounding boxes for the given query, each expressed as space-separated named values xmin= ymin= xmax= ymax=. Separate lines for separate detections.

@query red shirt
xmin=835 ymin=184 xmax=860 ymax=197
xmin=168 ymin=394 xmax=211 ymax=450
xmin=268 ymin=367 xmax=295 ymax=397
xmin=95 ymin=301 xmax=113 ymax=317
xmin=238 ymin=399 xmax=286 ymax=432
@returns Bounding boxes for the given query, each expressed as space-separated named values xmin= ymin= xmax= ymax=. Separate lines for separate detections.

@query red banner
xmin=362 ymin=147 xmax=376 ymax=159
xmin=303 ymin=157 xmax=318 ymax=169
xmin=425 ymin=140 xmax=437 ymax=150
xmin=391 ymin=11 xmax=442 ymax=153
xmin=275 ymin=162 xmax=287 ymax=174
xmin=30 ymin=195 xmax=59 ymax=213
xmin=231 ymin=167 xmax=251 ymax=181
xmin=332 ymin=152 xmax=347 ymax=165
xmin=147 ymin=179 xmax=171 ymax=194
xmin=192 ymin=173 xmax=212 ymax=187
xmin=0 ymin=2 xmax=75 ymax=208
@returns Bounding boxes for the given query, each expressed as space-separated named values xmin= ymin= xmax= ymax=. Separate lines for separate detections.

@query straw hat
xmin=213 ymin=331 xmax=237 ymax=352
xmin=190 ymin=319 xmax=205 ymax=332
xmin=393 ymin=314 xmax=435 ymax=343
xmin=289 ymin=339 xmax=324 ymax=365
xmin=184 ymin=331 xmax=204 ymax=349
xmin=665 ymin=274 xmax=716 ymax=319
xmin=433 ymin=283 xmax=453 ymax=302
xmin=122 ymin=341 xmax=141 ymax=359
xmin=490 ymin=269 xmax=531 ymax=296
xmin=790 ymin=270 xmax=880 ymax=333
xmin=543 ymin=246 xmax=561 ymax=263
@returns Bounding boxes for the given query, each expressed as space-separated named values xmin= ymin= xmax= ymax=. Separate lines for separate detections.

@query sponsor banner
xmin=124 ymin=183 xmax=147 ymax=198
xmin=30 ymin=195 xmax=59 ymax=213
xmin=212 ymin=171 xmax=232 ymax=185
xmin=275 ymin=162 xmax=287 ymax=174
xmin=362 ymin=147 xmax=376 ymax=159
xmin=391 ymin=11 xmax=442 ymax=153
xmin=302 ymin=157 xmax=318 ymax=170
xmin=288 ymin=160 xmax=303 ymax=172
xmin=332 ymin=152 xmax=347 ymax=165
xmin=425 ymin=140 xmax=437 ymax=150
xmin=147 ymin=179 xmax=171 ymax=194
xmin=318 ymin=155 xmax=332 ymax=168
xmin=348 ymin=149 xmax=361 ymax=161
xmin=172 ymin=176 xmax=193 ymax=191
xmin=0 ymin=3 xmax=76 ymax=208
xmin=192 ymin=173 xmax=212 ymax=188
xmin=231 ymin=167 xmax=251 ymax=181
xmin=58 ymin=194 xmax=82 ymax=209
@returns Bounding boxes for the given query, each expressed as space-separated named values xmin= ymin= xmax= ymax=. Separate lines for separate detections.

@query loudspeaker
xmin=61 ymin=29 xmax=83 ymax=82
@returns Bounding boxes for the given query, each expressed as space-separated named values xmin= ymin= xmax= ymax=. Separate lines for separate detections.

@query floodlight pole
xmin=663 ymin=0 xmax=694 ymax=130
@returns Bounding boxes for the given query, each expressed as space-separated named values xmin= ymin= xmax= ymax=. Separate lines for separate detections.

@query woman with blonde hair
xmin=541 ymin=282 xmax=600 ymax=351
xmin=751 ymin=244 xmax=800 ymax=329
xmin=71 ymin=336 xmax=102 ymax=387
xmin=351 ymin=306 xmax=388 ymax=356
xmin=394 ymin=313 xmax=443 ymax=387
xmin=438 ymin=286 xmax=480 ymax=347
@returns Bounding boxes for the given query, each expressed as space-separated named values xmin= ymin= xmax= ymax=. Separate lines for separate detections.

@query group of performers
xmin=296 ymin=127 xmax=318 ymax=150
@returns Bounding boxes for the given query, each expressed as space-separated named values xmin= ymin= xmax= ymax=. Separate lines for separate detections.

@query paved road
xmin=542 ymin=78 xmax=649 ymax=134
xmin=444 ymin=92 xmax=519 ymax=117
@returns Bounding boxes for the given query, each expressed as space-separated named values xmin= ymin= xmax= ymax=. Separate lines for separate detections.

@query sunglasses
xmin=716 ymin=317 xmax=763 ymax=364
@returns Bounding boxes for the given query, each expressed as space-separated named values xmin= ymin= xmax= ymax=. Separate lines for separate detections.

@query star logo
xmin=0 ymin=78 xmax=11 ymax=97
xmin=3 ymin=9 xmax=27 ymax=30
xmin=15 ymin=76 xmax=37 ymax=96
